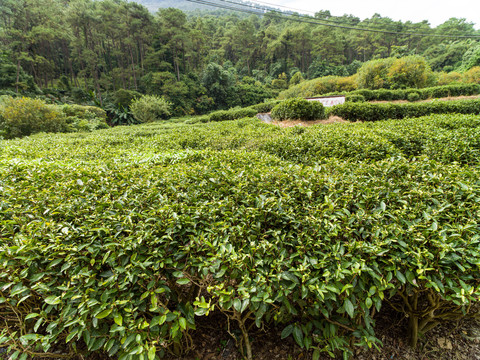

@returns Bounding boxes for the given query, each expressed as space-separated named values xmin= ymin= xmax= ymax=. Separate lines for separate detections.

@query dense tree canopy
xmin=0 ymin=0 xmax=479 ymax=113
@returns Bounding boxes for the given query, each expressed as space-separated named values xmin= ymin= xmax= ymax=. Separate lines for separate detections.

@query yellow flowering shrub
xmin=0 ymin=97 xmax=68 ymax=139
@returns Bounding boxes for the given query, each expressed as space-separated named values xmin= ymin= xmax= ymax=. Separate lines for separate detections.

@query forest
xmin=1 ymin=0 xmax=480 ymax=116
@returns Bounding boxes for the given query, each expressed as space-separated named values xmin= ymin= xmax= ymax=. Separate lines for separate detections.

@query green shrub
xmin=2 ymin=147 xmax=480 ymax=359
xmin=0 ymin=96 xmax=69 ymax=138
xmin=356 ymin=57 xmax=396 ymax=89
xmin=208 ymin=108 xmax=257 ymax=122
xmin=61 ymin=104 xmax=108 ymax=131
xmin=330 ymin=99 xmax=480 ymax=122
xmin=113 ymin=88 xmax=142 ymax=107
xmin=375 ymin=89 xmax=395 ymax=101
xmin=249 ymin=100 xmax=281 ymax=113
xmin=346 ymin=94 xmax=366 ymax=103
xmin=313 ymin=84 xmax=480 ymax=103
xmin=387 ymin=56 xmax=434 ymax=89
xmin=271 ymin=98 xmax=325 ymax=121
xmin=71 ymin=87 xmax=90 ymax=103
xmin=407 ymin=92 xmax=420 ymax=102
xmin=0 ymin=89 xmax=17 ymax=97
xmin=235 ymin=83 xmax=274 ymax=107
xmin=279 ymin=75 xmax=357 ymax=99
xmin=354 ymin=89 xmax=375 ymax=100
xmin=3 ymin=114 xmax=480 ymax=360
xmin=130 ymin=95 xmax=172 ymax=123
xmin=62 ymin=104 xmax=106 ymax=120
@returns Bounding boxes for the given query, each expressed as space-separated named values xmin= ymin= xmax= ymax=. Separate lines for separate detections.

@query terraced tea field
xmin=1 ymin=114 xmax=480 ymax=359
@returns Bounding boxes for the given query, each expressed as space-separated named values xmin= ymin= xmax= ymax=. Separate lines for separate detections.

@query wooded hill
xmin=0 ymin=0 xmax=479 ymax=114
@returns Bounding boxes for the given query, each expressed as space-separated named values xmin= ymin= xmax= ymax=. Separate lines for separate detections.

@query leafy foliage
xmin=208 ymin=108 xmax=258 ymax=122
xmin=130 ymin=95 xmax=172 ymax=123
xmin=1 ymin=114 xmax=480 ymax=359
xmin=0 ymin=97 xmax=69 ymax=138
xmin=300 ymin=84 xmax=480 ymax=102
xmin=279 ymin=75 xmax=358 ymax=99
xmin=113 ymin=89 xmax=142 ymax=107
xmin=387 ymin=56 xmax=434 ymax=89
xmin=271 ymin=98 xmax=326 ymax=120
xmin=407 ymin=92 xmax=421 ymax=102
xmin=329 ymin=98 xmax=480 ymax=121
xmin=345 ymin=94 xmax=366 ymax=103
xmin=61 ymin=104 xmax=109 ymax=131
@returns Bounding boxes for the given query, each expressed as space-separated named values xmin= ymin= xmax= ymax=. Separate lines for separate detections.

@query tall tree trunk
xmin=93 ymin=65 xmax=103 ymax=107
xmin=30 ymin=62 xmax=39 ymax=86
xmin=129 ymin=46 xmax=137 ymax=90
xmin=15 ymin=58 xmax=20 ymax=93
xmin=174 ymin=48 xmax=180 ymax=82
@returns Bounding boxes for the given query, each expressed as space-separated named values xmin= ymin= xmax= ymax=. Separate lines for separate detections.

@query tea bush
xmin=1 ymin=113 xmax=480 ymax=360
xmin=1 ymin=153 xmax=480 ymax=359
xmin=130 ymin=95 xmax=172 ymax=123
xmin=61 ymin=104 xmax=109 ymax=131
xmin=0 ymin=96 xmax=69 ymax=139
xmin=345 ymin=94 xmax=365 ymax=103
xmin=208 ymin=107 xmax=257 ymax=122
xmin=318 ymin=84 xmax=480 ymax=102
xmin=248 ymin=100 xmax=282 ymax=113
xmin=329 ymin=99 xmax=480 ymax=122
xmin=407 ymin=92 xmax=420 ymax=102
xmin=271 ymin=98 xmax=325 ymax=120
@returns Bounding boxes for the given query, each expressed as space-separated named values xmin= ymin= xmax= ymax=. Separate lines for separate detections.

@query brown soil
xmin=271 ymin=116 xmax=348 ymax=128
xmin=162 ymin=304 xmax=480 ymax=360
xmin=370 ymin=95 xmax=480 ymax=104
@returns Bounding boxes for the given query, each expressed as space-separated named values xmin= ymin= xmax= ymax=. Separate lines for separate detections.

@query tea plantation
xmin=1 ymin=114 xmax=480 ymax=359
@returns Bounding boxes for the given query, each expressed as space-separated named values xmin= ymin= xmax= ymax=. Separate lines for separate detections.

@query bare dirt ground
xmin=163 ymin=304 xmax=480 ymax=360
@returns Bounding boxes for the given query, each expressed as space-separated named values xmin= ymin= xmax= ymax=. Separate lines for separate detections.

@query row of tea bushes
xmin=327 ymin=99 xmax=480 ymax=122
xmin=186 ymin=100 xmax=282 ymax=124
xmin=188 ymin=90 xmax=480 ymax=125
xmin=271 ymin=98 xmax=326 ymax=121
xmin=1 ymin=150 xmax=480 ymax=359
xmin=261 ymin=114 xmax=480 ymax=165
xmin=1 ymin=114 xmax=480 ymax=359
xmin=318 ymin=84 xmax=480 ymax=102
xmin=2 ymin=114 xmax=480 ymax=166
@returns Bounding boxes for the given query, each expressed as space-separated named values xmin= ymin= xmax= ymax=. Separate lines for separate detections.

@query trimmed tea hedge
xmin=1 ymin=114 xmax=480 ymax=359
xmin=208 ymin=107 xmax=258 ymax=122
xmin=328 ymin=99 xmax=480 ymax=122
xmin=194 ymin=101 xmax=280 ymax=124
xmin=323 ymin=84 xmax=480 ymax=102
xmin=271 ymin=98 xmax=326 ymax=121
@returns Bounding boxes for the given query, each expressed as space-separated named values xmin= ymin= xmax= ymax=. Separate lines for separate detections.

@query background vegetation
xmin=0 ymin=0 xmax=480 ymax=117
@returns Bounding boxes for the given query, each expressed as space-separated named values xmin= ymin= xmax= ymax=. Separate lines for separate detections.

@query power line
xmin=245 ymin=0 xmax=409 ymax=31
xmin=219 ymin=0 xmax=406 ymax=31
xmin=247 ymin=0 xmax=315 ymax=15
xmin=186 ymin=0 xmax=480 ymax=38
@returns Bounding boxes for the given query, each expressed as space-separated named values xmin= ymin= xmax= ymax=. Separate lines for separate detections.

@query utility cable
xmin=186 ymin=0 xmax=480 ymax=38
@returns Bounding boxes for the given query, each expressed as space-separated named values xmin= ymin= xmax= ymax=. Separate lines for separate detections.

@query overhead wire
xmin=185 ymin=0 xmax=480 ymax=38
